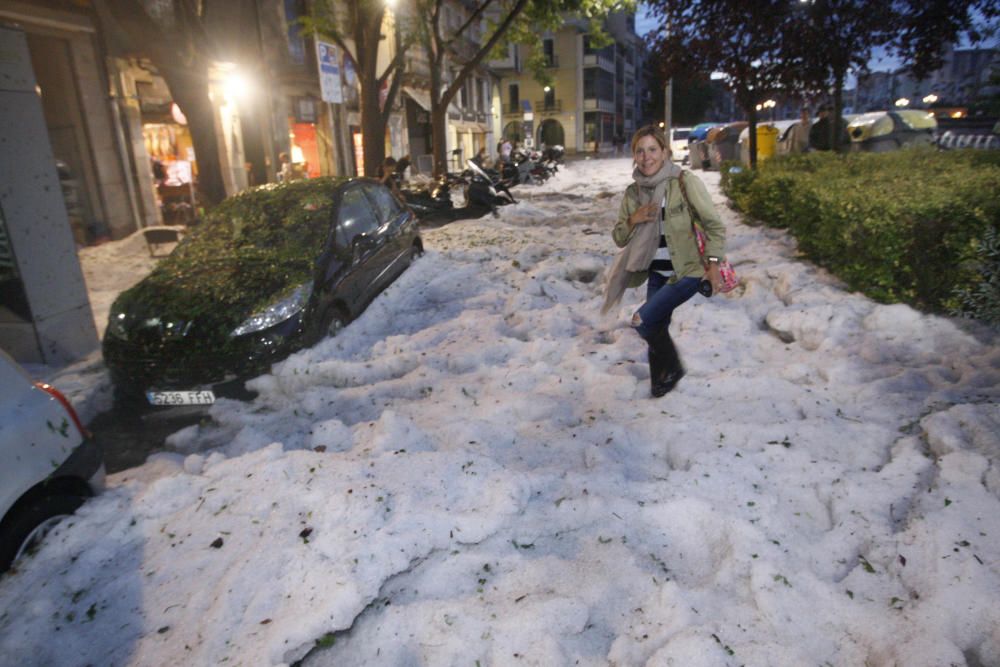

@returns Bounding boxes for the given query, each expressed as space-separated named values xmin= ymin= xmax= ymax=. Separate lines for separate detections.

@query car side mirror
xmin=352 ymin=234 xmax=374 ymax=257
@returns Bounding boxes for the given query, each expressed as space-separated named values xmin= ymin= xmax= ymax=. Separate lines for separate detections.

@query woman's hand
xmin=628 ymin=203 xmax=657 ymax=229
xmin=706 ymin=262 xmax=723 ymax=294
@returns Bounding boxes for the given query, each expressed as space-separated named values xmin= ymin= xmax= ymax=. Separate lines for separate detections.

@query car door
xmin=362 ymin=182 xmax=411 ymax=285
xmin=331 ymin=183 xmax=384 ymax=312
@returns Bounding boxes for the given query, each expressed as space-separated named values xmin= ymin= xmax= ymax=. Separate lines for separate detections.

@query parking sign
xmin=316 ymin=40 xmax=343 ymax=104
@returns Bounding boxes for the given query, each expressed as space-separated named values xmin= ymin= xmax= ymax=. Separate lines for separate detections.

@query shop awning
xmin=452 ymin=121 xmax=488 ymax=133
xmin=402 ymin=87 xmax=432 ymax=112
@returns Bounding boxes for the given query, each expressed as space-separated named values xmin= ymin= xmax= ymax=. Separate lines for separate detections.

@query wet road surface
xmin=89 ymin=405 xmax=211 ymax=474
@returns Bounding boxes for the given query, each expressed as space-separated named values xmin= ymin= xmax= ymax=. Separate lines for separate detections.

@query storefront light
xmin=171 ymin=103 xmax=188 ymax=125
xmin=223 ymin=70 xmax=251 ymax=102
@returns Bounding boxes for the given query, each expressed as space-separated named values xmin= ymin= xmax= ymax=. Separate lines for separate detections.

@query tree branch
xmin=441 ymin=0 xmax=531 ymax=107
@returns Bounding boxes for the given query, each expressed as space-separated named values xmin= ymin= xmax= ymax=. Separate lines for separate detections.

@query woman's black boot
xmin=650 ymin=327 xmax=684 ymax=397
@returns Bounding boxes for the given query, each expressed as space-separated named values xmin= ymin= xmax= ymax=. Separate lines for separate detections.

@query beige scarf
xmin=601 ymin=161 xmax=681 ymax=314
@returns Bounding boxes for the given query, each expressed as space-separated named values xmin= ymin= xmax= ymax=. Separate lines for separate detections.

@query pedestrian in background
xmin=377 ymin=156 xmax=399 ymax=193
xmin=809 ymin=103 xmax=849 ymax=152
xmin=277 ymin=152 xmax=294 ymax=182
xmin=603 ymin=125 xmax=728 ymax=397
xmin=787 ymin=107 xmax=811 ymax=154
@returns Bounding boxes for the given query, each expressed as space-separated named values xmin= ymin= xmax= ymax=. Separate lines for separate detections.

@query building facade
xmin=491 ymin=11 xmax=644 ymax=154
xmin=0 ymin=0 xmax=500 ymax=363
xmin=851 ymin=46 xmax=999 ymax=113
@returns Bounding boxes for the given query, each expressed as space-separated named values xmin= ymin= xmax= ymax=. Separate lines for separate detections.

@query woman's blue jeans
xmin=632 ymin=274 xmax=700 ymax=341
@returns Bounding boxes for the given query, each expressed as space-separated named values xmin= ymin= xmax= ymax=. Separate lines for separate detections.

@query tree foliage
xmin=891 ymin=0 xmax=999 ymax=80
xmin=644 ymin=0 xmax=793 ymax=167
xmin=646 ymin=0 xmax=999 ymax=160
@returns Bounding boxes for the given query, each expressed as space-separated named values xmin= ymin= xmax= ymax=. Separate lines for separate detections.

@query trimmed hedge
xmin=721 ymin=149 xmax=1000 ymax=322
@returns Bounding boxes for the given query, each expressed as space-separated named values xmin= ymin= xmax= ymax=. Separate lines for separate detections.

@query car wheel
xmin=325 ymin=308 xmax=349 ymax=339
xmin=0 ymin=492 xmax=87 ymax=573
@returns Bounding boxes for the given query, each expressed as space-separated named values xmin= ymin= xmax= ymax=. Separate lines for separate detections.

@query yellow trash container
xmin=756 ymin=125 xmax=779 ymax=161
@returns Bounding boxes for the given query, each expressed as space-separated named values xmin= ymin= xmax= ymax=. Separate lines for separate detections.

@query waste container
xmin=707 ymin=122 xmax=747 ymax=170
xmin=687 ymin=123 xmax=720 ymax=170
xmin=756 ymin=124 xmax=779 ymax=161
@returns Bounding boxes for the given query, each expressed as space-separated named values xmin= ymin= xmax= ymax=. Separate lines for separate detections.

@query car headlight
xmin=106 ymin=311 xmax=129 ymax=341
xmin=230 ymin=283 xmax=312 ymax=337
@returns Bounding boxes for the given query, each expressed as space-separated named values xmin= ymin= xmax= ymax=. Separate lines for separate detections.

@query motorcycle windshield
xmin=466 ymin=160 xmax=491 ymax=181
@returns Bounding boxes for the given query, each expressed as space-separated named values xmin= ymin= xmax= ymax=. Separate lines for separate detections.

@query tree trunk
xmin=161 ymin=66 xmax=226 ymax=208
xmin=747 ymin=105 xmax=758 ymax=170
xmin=832 ymin=71 xmax=846 ymax=153
xmin=354 ymin=2 xmax=387 ymax=178
xmin=360 ymin=83 xmax=385 ymax=178
xmin=430 ymin=59 xmax=451 ymax=177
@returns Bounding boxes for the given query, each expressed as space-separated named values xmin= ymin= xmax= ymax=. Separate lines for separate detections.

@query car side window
xmin=336 ymin=186 xmax=378 ymax=247
xmin=364 ymin=183 xmax=403 ymax=225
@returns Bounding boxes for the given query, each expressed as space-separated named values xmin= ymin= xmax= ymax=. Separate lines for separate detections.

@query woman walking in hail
xmin=602 ymin=125 xmax=728 ymax=397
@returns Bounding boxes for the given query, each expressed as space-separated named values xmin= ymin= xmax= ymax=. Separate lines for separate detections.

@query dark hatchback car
xmin=103 ymin=177 xmax=422 ymax=406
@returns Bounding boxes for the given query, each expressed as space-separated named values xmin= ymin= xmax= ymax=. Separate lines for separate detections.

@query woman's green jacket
xmin=612 ymin=170 xmax=726 ymax=288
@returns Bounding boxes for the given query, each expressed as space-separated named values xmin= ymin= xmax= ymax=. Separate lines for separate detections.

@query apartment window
xmin=544 ymin=86 xmax=555 ymax=109
xmin=284 ymin=0 xmax=307 ymax=64
xmin=476 ymin=78 xmax=485 ymax=111
xmin=509 ymin=83 xmax=519 ymax=112
xmin=543 ymin=38 xmax=555 ymax=67
xmin=584 ymin=69 xmax=614 ymax=101
xmin=583 ymin=36 xmax=614 ymax=60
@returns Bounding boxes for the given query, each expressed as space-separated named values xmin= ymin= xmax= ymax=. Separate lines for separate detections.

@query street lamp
xmin=756 ymin=99 xmax=776 ymax=120
xmin=895 ymin=98 xmax=910 ymax=108
xmin=922 ymin=93 xmax=938 ymax=105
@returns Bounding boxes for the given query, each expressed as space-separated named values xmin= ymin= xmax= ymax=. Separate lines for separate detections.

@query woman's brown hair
xmin=630 ymin=125 xmax=671 ymax=157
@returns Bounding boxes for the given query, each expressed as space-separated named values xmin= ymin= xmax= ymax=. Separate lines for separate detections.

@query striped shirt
xmin=649 ymin=197 xmax=674 ymax=277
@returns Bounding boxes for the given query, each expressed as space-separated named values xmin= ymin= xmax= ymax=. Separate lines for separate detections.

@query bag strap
xmin=676 ymin=170 xmax=700 ymax=224
xmin=677 ymin=170 xmax=707 ymax=260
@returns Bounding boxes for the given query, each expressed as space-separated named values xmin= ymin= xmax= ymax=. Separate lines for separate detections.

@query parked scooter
xmin=399 ymin=176 xmax=455 ymax=220
xmin=400 ymin=160 xmax=515 ymax=225
xmin=465 ymin=160 xmax=516 ymax=215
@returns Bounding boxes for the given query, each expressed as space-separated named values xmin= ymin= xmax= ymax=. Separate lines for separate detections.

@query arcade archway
xmin=537 ymin=119 xmax=565 ymax=148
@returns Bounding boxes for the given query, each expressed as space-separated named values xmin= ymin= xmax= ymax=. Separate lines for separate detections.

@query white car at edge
xmin=0 ymin=348 xmax=104 ymax=574
xmin=670 ymin=127 xmax=692 ymax=165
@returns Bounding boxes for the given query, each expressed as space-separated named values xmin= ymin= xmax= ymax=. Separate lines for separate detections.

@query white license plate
xmin=146 ymin=390 xmax=216 ymax=406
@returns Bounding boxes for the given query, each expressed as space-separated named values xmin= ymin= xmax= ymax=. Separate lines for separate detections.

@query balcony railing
xmin=534 ymin=99 xmax=562 ymax=113
xmin=505 ymin=102 xmax=522 ymax=114
xmin=544 ymin=54 xmax=559 ymax=68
